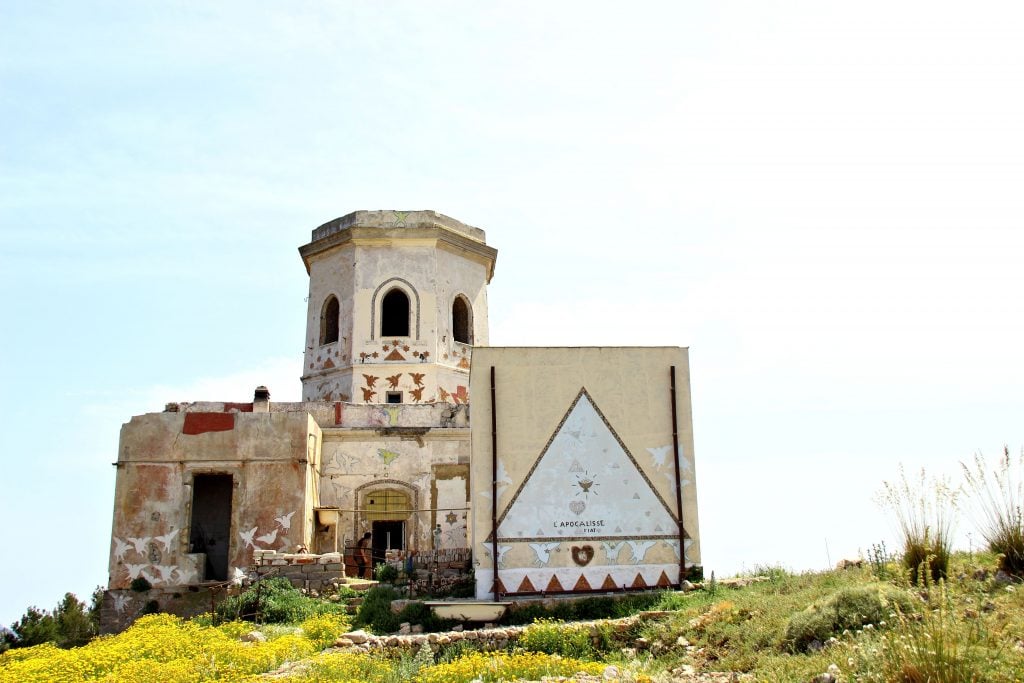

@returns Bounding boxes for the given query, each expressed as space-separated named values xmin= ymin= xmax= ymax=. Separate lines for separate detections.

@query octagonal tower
xmin=299 ymin=210 xmax=497 ymax=404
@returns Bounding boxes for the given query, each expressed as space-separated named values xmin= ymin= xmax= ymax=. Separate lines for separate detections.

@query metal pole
xmin=669 ymin=366 xmax=686 ymax=586
xmin=490 ymin=365 xmax=501 ymax=601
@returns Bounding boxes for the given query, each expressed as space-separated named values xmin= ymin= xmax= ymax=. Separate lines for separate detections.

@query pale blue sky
xmin=2 ymin=1 xmax=1024 ymax=627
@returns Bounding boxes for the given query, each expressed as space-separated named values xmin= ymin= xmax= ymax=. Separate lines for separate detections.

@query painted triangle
xmin=384 ymin=349 xmax=406 ymax=361
xmin=573 ymin=574 xmax=592 ymax=591
xmin=631 ymin=573 xmax=648 ymax=589
xmin=497 ymin=388 xmax=677 ymax=539
xmin=546 ymin=575 xmax=564 ymax=592
xmin=517 ymin=576 xmax=537 ymax=593
xmin=601 ymin=574 xmax=618 ymax=590
xmin=657 ymin=571 xmax=672 ymax=587
xmin=490 ymin=578 xmax=507 ymax=595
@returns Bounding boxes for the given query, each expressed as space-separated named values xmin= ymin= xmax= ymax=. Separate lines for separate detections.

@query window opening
xmin=381 ymin=289 xmax=410 ymax=337
xmin=386 ymin=391 xmax=402 ymax=404
xmin=320 ymin=296 xmax=340 ymax=345
xmin=452 ymin=296 xmax=472 ymax=344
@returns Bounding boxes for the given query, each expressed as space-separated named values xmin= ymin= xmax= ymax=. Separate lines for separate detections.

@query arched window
xmin=381 ymin=289 xmax=410 ymax=337
xmin=320 ymin=295 xmax=340 ymax=345
xmin=452 ymin=296 xmax=472 ymax=344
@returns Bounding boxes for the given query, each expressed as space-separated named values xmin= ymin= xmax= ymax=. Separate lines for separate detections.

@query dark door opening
xmin=189 ymin=474 xmax=233 ymax=581
xmin=371 ymin=520 xmax=404 ymax=569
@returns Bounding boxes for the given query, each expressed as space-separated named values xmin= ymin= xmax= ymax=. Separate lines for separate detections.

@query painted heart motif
xmin=569 ymin=500 xmax=586 ymax=516
xmin=571 ymin=545 xmax=595 ymax=566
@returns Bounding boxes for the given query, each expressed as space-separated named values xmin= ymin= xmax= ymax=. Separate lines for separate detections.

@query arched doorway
xmin=360 ymin=485 xmax=413 ymax=569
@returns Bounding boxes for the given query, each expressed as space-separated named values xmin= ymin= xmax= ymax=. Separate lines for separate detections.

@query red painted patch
xmin=323 ymin=358 xmax=335 ymax=369
xmin=657 ymin=571 xmax=672 ymax=587
xmin=573 ymin=574 xmax=592 ymax=591
xmin=222 ymin=403 xmax=253 ymax=413
xmin=490 ymin=578 xmax=507 ymax=595
xmin=601 ymin=574 xmax=618 ymax=590
xmin=546 ymin=575 xmax=564 ymax=592
xmin=334 ymin=402 xmax=343 ymax=425
xmin=517 ymin=576 xmax=537 ymax=593
xmin=183 ymin=412 xmax=235 ymax=435
xmin=631 ymin=573 xmax=648 ymax=589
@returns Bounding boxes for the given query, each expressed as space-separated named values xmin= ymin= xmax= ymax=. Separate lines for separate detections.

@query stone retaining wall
xmin=253 ymin=550 xmax=345 ymax=592
xmin=330 ymin=611 xmax=666 ymax=654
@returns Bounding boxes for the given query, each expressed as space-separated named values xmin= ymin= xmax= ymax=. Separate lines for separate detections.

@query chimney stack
xmin=253 ymin=385 xmax=270 ymax=413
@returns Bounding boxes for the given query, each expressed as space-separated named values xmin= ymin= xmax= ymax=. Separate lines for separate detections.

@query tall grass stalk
xmin=960 ymin=446 xmax=1024 ymax=575
xmin=877 ymin=466 xmax=958 ymax=584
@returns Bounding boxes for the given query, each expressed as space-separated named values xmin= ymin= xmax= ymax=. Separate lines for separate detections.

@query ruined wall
xmin=468 ymin=347 xmax=701 ymax=599
xmin=108 ymin=412 xmax=321 ymax=591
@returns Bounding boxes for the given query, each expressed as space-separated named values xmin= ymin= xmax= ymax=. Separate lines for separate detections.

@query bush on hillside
xmin=216 ymin=577 xmax=346 ymax=624
xmin=783 ymin=585 xmax=917 ymax=653
xmin=877 ymin=466 xmax=958 ymax=583
xmin=961 ymin=446 xmax=1024 ymax=575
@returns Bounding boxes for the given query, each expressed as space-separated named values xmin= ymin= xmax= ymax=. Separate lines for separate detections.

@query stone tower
xmin=299 ymin=210 xmax=497 ymax=404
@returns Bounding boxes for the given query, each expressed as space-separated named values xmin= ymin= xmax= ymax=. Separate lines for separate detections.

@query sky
xmin=2 ymin=1 xmax=1024 ymax=628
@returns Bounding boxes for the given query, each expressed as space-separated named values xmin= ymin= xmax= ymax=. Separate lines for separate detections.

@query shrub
xmin=300 ymin=612 xmax=350 ymax=648
xmin=353 ymin=585 xmax=401 ymax=633
xmin=866 ymin=583 xmax=1009 ymax=683
xmin=374 ymin=563 xmax=399 ymax=583
xmin=519 ymin=619 xmax=593 ymax=659
xmin=783 ymin=585 xmax=917 ymax=652
xmin=961 ymin=446 xmax=1024 ymax=575
xmin=413 ymin=650 xmax=605 ymax=683
xmin=393 ymin=601 xmax=455 ymax=633
xmin=877 ymin=465 xmax=958 ymax=583
xmin=129 ymin=577 xmax=152 ymax=592
xmin=216 ymin=576 xmax=346 ymax=624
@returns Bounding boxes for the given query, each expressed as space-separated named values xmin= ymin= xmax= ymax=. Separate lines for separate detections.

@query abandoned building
xmin=104 ymin=210 xmax=700 ymax=630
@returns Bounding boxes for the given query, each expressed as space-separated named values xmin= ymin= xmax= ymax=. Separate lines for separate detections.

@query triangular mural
xmin=497 ymin=388 xmax=677 ymax=542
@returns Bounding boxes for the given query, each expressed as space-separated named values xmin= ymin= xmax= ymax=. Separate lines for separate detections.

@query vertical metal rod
xmin=669 ymin=366 xmax=686 ymax=586
xmin=490 ymin=365 xmax=501 ymax=601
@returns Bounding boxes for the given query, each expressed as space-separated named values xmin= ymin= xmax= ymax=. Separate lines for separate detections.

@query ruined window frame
xmin=319 ymin=294 xmax=340 ymax=346
xmin=452 ymin=294 xmax=473 ymax=345
xmin=380 ymin=287 xmax=411 ymax=338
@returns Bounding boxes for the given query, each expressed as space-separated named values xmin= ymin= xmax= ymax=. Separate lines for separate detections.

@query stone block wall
xmin=252 ymin=550 xmax=346 ymax=592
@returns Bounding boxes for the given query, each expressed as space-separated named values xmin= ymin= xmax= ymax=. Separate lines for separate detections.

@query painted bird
xmin=275 ymin=511 xmax=296 ymax=530
xmin=601 ymin=541 xmax=625 ymax=561
xmin=239 ymin=526 xmax=258 ymax=548
xmin=124 ymin=563 xmax=148 ymax=580
xmin=256 ymin=528 xmax=278 ymax=546
xmin=155 ymin=528 xmax=180 ymax=553
xmin=529 ymin=542 xmax=561 ymax=565
xmin=127 ymin=536 xmax=151 ymax=554
xmin=627 ymin=540 xmax=656 ymax=563
xmin=386 ymin=374 xmax=402 ymax=389
xmin=361 ymin=387 xmax=377 ymax=402
xmin=111 ymin=593 xmax=131 ymax=614
xmin=154 ymin=564 xmax=178 ymax=583
xmin=646 ymin=445 xmax=672 ymax=468
xmin=410 ymin=386 xmax=424 ymax=402
xmin=112 ymin=536 xmax=130 ymax=562
xmin=362 ymin=374 xmax=378 ymax=387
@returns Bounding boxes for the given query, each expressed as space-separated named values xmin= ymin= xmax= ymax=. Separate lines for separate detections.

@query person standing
xmin=355 ymin=531 xmax=372 ymax=579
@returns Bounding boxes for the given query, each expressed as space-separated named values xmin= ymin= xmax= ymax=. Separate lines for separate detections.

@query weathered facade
xmin=105 ymin=209 xmax=700 ymax=632
xmin=468 ymin=347 xmax=701 ymax=599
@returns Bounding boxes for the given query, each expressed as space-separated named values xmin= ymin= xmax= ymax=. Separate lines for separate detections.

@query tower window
xmin=386 ymin=391 xmax=402 ymax=404
xmin=381 ymin=289 xmax=410 ymax=337
xmin=320 ymin=295 xmax=340 ymax=345
xmin=452 ymin=296 xmax=472 ymax=344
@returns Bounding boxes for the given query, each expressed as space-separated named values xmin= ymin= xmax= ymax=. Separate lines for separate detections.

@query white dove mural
xmin=256 ymin=528 xmax=278 ymax=546
xmin=127 ymin=536 xmax=150 ymax=554
xmin=529 ymin=542 xmax=561 ymax=566
xmin=627 ymin=540 xmax=656 ymax=564
xmin=124 ymin=563 xmax=148 ymax=580
xmin=275 ymin=511 xmax=296 ymax=530
xmin=112 ymin=537 xmax=130 ymax=562
xmin=155 ymin=528 xmax=180 ymax=553
xmin=239 ymin=527 xmax=258 ymax=549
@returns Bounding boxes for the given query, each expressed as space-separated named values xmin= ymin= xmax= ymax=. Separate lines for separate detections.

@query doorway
xmin=371 ymin=520 xmax=404 ymax=568
xmin=189 ymin=474 xmax=233 ymax=581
